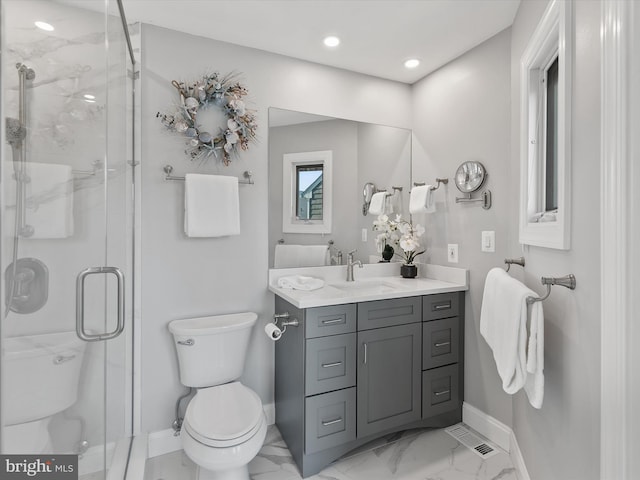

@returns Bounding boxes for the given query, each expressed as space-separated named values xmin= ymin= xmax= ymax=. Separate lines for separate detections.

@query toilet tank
xmin=168 ymin=312 xmax=257 ymax=388
xmin=4 ymin=331 xmax=87 ymax=425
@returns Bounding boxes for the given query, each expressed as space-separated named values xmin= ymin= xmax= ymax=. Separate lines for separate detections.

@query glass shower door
xmin=0 ymin=1 xmax=134 ymax=478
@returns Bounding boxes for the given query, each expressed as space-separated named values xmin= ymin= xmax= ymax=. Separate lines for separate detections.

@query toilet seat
xmin=184 ymin=382 xmax=264 ymax=448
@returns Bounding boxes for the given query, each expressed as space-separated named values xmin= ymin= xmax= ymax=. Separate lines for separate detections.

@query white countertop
xmin=268 ymin=262 xmax=468 ymax=308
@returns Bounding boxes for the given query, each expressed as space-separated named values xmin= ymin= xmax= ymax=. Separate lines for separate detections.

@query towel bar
xmin=504 ymin=257 xmax=525 ymax=271
xmin=413 ymin=178 xmax=449 ymax=191
xmin=527 ymin=274 xmax=576 ymax=304
xmin=163 ymin=164 xmax=254 ymax=184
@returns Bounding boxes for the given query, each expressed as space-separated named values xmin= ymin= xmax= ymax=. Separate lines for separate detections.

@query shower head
xmin=6 ymin=118 xmax=26 ymax=145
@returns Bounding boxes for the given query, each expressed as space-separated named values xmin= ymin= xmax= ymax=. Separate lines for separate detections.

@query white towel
xmin=368 ymin=192 xmax=387 ymax=216
xmin=480 ymin=268 xmax=545 ymax=407
xmin=277 ymin=275 xmax=325 ymax=291
xmin=524 ymin=301 xmax=544 ymax=408
xmin=409 ymin=185 xmax=436 ymax=214
xmin=184 ymin=173 xmax=240 ymax=237
xmin=274 ymin=244 xmax=329 ymax=268
xmin=4 ymin=162 xmax=74 ymax=238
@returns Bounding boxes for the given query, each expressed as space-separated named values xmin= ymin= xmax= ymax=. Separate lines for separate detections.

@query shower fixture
xmin=4 ymin=63 xmax=49 ymax=315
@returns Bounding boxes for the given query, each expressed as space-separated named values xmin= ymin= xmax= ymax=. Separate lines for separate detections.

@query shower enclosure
xmin=1 ymin=0 xmax=136 ymax=478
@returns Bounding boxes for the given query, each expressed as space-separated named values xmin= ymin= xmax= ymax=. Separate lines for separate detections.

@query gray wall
xmin=140 ymin=24 xmax=411 ymax=433
xmin=509 ymin=1 xmax=601 ymax=479
xmin=411 ymin=29 xmax=513 ymax=426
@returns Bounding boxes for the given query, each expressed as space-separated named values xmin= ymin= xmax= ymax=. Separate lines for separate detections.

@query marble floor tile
xmin=145 ymin=424 xmax=519 ymax=480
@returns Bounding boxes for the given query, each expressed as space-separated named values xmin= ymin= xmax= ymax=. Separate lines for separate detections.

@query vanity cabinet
xmin=274 ymin=291 xmax=464 ymax=478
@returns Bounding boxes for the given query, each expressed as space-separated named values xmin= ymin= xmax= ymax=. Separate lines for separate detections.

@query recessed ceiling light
xmin=323 ymin=36 xmax=340 ymax=48
xmin=83 ymin=94 xmax=96 ymax=100
xmin=404 ymin=58 xmax=420 ymax=69
xmin=34 ymin=21 xmax=54 ymax=32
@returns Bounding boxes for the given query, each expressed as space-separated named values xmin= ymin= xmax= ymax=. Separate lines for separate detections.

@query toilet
xmin=169 ymin=312 xmax=266 ymax=480
xmin=3 ymin=331 xmax=86 ymax=454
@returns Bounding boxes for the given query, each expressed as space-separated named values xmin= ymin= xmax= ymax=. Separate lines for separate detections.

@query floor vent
xmin=445 ymin=423 xmax=499 ymax=459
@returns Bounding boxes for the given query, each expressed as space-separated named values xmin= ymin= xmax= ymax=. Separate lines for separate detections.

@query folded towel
xmin=480 ymin=268 xmax=544 ymax=407
xmin=409 ymin=185 xmax=436 ymax=214
xmin=277 ymin=275 xmax=325 ymax=291
xmin=184 ymin=173 xmax=240 ymax=237
xmin=524 ymin=301 xmax=544 ymax=408
xmin=274 ymin=244 xmax=329 ymax=268
xmin=368 ymin=192 xmax=387 ymax=216
xmin=4 ymin=162 xmax=74 ymax=238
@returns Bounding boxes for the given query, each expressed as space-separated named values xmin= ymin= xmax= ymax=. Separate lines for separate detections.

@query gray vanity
xmin=271 ymin=265 xmax=466 ymax=477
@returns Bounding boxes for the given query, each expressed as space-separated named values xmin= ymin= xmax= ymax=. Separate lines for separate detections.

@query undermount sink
xmin=328 ymin=280 xmax=398 ymax=294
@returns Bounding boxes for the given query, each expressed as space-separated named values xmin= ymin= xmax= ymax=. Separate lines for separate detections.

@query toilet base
xmin=182 ymin=414 xmax=267 ymax=480
xmin=196 ymin=464 xmax=249 ymax=480
xmin=4 ymin=417 xmax=53 ymax=454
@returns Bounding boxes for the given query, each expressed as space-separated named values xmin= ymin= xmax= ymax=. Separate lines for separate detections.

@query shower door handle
xmin=76 ymin=266 xmax=125 ymax=342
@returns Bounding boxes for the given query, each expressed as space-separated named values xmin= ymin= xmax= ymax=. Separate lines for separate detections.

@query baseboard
xmin=461 ymin=402 xmax=530 ymax=480
xmin=462 ymin=402 xmax=511 ymax=452
xmin=147 ymin=402 xmax=276 ymax=459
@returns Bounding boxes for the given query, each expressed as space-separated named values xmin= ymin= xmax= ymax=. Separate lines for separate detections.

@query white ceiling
xmin=120 ymin=0 xmax=520 ymax=84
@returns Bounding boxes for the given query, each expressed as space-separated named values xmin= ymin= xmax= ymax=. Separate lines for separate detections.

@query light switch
xmin=361 ymin=228 xmax=368 ymax=242
xmin=482 ymin=231 xmax=495 ymax=252
xmin=447 ymin=244 xmax=459 ymax=263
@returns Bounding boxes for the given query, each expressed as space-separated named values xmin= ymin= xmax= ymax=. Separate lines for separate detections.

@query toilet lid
xmin=184 ymin=382 xmax=264 ymax=448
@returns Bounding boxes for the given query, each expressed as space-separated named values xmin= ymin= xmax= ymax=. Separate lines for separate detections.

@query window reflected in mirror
xmin=296 ymin=164 xmax=323 ymax=220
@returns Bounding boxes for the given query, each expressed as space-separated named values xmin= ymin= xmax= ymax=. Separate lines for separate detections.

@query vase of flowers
xmin=372 ymin=214 xmax=425 ymax=277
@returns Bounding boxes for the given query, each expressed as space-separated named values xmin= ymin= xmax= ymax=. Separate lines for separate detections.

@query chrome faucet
xmin=346 ymin=249 xmax=363 ymax=282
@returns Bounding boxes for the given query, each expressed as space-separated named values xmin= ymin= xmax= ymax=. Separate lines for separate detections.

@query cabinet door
xmin=357 ymin=323 xmax=421 ymax=438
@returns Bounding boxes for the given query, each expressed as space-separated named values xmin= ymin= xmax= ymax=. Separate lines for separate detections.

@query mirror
xmin=454 ymin=161 xmax=487 ymax=193
xmin=269 ymin=108 xmax=411 ymax=268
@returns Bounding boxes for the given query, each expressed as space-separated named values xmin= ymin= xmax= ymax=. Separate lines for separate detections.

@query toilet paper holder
xmin=273 ymin=312 xmax=299 ymax=334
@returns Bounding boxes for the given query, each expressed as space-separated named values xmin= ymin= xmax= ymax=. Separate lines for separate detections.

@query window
xmin=519 ymin=0 xmax=572 ymax=249
xmin=282 ymin=150 xmax=332 ymax=234
xmin=296 ymin=164 xmax=323 ymax=220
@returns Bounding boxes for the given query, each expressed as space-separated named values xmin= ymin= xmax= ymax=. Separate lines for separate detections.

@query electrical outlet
xmin=481 ymin=231 xmax=495 ymax=252
xmin=361 ymin=228 xmax=368 ymax=242
xmin=447 ymin=244 xmax=459 ymax=263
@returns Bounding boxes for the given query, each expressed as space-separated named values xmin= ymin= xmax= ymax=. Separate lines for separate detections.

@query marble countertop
xmin=268 ymin=262 xmax=468 ymax=308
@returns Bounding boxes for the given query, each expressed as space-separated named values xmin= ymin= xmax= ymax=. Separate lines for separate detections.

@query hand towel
xmin=277 ymin=275 xmax=325 ymax=291
xmin=4 ymin=162 xmax=74 ymax=238
xmin=274 ymin=244 xmax=329 ymax=268
xmin=368 ymin=192 xmax=387 ymax=216
xmin=409 ymin=185 xmax=436 ymax=214
xmin=184 ymin=173 xmax=240 ymax=237
xmin=480 ymin=268 xmax=539 ymax=397
xmin=524 ymin=301 xmax=544 ymax=408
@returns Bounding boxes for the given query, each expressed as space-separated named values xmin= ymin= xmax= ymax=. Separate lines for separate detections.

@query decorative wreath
xmin=156 ymin=72 xmax=257 ymax=165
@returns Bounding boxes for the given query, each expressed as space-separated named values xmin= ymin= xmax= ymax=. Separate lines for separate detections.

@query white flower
xmin=226 ymin=131 xmax=239 ymax=144
xmin=173 ymin=121 xmax=188 ymax=133
xmin=400 ymin=236 xmax=420 ymax=252
xmin=229 ymin=99 xmax=246 ymax=115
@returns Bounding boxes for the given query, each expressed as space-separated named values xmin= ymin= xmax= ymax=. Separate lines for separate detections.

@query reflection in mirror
xmin=282 ymin=150 xmax=332 ymax=234
xmin=297 ymin=165 xmax=323 ymax=220
xmin=269 ymin=108 xmax=411 ymax=268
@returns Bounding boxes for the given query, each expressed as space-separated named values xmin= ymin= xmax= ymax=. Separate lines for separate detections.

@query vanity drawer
xmin=422 ymin=364 xmax=460 ymax=418
xmin=422 ymin=317 xmax=459 ymax=370
xmin=422 ymin=292 xmax=460 ymax=321
xmin=305 ymin=304 xmax=357 ymax=339
xmin=357 ymin=297 xmax=421 ymax=331
xmin=305 ymin=333 xmax=356 ymax=396
xmin=305 ymin=387 xmax=356 ymax=454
